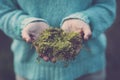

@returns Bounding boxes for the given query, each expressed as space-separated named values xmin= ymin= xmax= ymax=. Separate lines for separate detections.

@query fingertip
xmin=84 ymin=36 xmax=89 ymax=40
xmin=50 ymin=57 xmax=56 ymax=63
xmin=84 ymin=34 xmax=92 ymax=40
xmin=43 ymin=56 xmax=49 ymax=62
xmin=24 ymin=35 xmax=32 ymax=42
xmin=26 ymin=38 xmax=32 ymax=43
xmin=83 ymin=31 xmax=92 ymax=40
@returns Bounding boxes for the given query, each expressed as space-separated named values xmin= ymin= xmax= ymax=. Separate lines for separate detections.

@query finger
xmin=73 ymin=27 xmax=84 ymax=38
xmin=83 ymin=31 xmax=91 ymax=40
xmin=83 ymin=27 xmax=92 ymax=40
xmin=61 ymin=23 xmax=71 ymax=32
xmin=43 ymin=56 xmax=49 ymax=62
xmin=61 ymin=26 xmax=68 ymax=32
xmin=29 ymin=33 xmax=39 ymax=41
xmin=22 ymin=31 xmax=32 ymax=42
xmin=39 ymin=54 xmax=50 ymax=62
xmin=50 ymin=57 xmax=56 ymax=63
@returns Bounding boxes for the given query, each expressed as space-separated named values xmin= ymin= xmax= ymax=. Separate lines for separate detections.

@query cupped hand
xmin=61 ymin=19 xmax=92 ymax=53
xmin=22 ymin=22 xmax=56 ymax=62
xmin=22 ymin=22 xmax=53 ymax=62
xmin=61 ymin=19 xmax=92 ymax=40
xmin=22 ymin=22 xmax=49 ymax=42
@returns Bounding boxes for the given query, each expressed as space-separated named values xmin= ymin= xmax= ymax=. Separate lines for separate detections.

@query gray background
xmin=0 ymin=0 xmax=120 ymax=80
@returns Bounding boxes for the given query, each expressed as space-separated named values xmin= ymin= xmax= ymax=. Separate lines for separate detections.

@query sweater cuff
xmin=19 ymin=17 xmax=47 ymax=38
xmin=61 ymin=12 xmax=90 ymax=26
xmin=20 ymin=17 xmax=47 ymax=29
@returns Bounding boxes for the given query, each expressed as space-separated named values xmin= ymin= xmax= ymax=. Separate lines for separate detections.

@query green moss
xmin=33 ymin=28 xmax=83 ymax=63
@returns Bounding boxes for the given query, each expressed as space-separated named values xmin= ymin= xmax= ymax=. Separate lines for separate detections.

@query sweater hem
xmin=14 ymin=53 xmax=106 ymax=80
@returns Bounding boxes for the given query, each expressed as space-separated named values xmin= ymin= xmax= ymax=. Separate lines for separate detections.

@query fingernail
xmin=43 ymin=56 xmax=49 ymax=62
xmin=51 ymin=57 xmax=56 ymax=63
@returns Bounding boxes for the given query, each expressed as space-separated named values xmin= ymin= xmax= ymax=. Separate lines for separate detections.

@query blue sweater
xmin=0 ymin=0 xmax=116 ymax=80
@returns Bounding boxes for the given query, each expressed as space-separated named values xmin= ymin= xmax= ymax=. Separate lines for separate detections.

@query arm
xmin=0 ymin=0 xmax=46 ymax=40
xmin=61 ymin=0 xmax=116 ymax=38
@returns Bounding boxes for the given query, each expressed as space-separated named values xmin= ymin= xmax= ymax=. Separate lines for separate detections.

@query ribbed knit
xmin=0 ymin=0 xmax=116 ymax=80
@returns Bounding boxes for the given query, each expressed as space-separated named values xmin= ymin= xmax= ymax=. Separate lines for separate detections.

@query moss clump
xmin=33 ymin=28 xmax=83 ymax=64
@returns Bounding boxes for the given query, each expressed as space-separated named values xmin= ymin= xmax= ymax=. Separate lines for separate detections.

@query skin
xmin=21 ymin=22 xmax=49 ymax=43
xmin=21 ymin=19 xmax=92 ymax=62
xmin=61 ymin=19 xmax=92 ymax=40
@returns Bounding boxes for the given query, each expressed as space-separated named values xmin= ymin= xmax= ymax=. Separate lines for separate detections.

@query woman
xmin=0 ymin=0 xmax=116 ymax=80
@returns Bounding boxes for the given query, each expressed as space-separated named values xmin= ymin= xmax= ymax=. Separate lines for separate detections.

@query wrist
xmin=61 ymin=12 xmax=90 ymax=27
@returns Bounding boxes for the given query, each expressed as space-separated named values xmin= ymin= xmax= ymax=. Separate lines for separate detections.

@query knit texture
xmin=0 ymin=0 xmax=116 ymax=80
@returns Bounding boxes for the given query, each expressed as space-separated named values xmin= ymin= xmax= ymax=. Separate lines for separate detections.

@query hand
xmin=22 ymin=22 xmax=56 ymax=62
xmin=61 ymin=19 xmax=92 ymax=40
xmin=21 ymin=22 xmax=49 ymax=42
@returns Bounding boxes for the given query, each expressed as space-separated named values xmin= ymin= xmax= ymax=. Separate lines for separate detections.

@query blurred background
xmin=0 ymin=0 xmax=120 ymax=80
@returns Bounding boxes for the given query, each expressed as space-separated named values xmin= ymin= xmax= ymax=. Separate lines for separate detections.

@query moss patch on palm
xmin=33 ymin=28 xmax=83 ymax=63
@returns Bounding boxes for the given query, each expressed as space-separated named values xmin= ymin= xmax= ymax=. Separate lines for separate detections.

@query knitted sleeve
xmin=0 ymin=0 xmax=46 ymax=40
xmin=62 ymin=0 xmax=116 ymax=38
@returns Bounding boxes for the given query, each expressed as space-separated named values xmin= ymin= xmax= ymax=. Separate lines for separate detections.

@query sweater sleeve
xmin=0 ymin=0 xmax=46 ymax=40
xmin=61 ymin=0 xmax=116 ymax=38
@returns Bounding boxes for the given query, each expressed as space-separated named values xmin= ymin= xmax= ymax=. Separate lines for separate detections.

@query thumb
xmin=22 ymin=30 xmax=32 ymax=42
xmin=83 ymin=27 xmax=92 ymax=40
